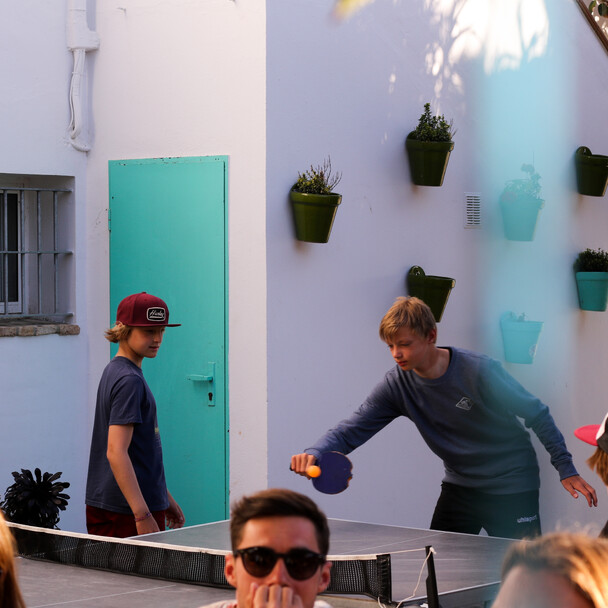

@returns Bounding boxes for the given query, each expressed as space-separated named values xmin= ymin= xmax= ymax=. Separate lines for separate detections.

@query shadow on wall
xmin=334 ymin=0 xmax=549 ymax=80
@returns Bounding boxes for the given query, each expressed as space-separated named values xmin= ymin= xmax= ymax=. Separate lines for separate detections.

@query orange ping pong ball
xmin=307 ymin=465 xmax=321 ymax=478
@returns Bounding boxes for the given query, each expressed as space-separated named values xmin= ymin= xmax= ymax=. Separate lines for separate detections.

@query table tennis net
xmin=9 ymin=523 xmax=393 ymax=603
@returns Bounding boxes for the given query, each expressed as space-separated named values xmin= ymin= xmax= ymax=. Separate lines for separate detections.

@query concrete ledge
xmin=0 ymin=318 xmax=80 ymax=337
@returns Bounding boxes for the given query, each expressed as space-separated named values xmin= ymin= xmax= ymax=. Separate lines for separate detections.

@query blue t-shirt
xmin=86 ymin=356 xmax=169 ymax=514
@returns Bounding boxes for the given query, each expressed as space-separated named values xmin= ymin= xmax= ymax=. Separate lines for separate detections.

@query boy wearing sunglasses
xmin=203 ymin=489 xmax=332 ymax=608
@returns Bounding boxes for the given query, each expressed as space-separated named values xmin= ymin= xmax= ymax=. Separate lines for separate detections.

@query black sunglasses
xmin=234 ymin=546 xmax=326 ymax=580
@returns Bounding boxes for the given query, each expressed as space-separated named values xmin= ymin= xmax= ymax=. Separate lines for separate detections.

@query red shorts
xmin=86 ymin=505 xmax=166 ymax=538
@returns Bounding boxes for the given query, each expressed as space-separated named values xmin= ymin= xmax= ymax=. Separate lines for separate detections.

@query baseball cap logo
xmin=147 ymin=307 xmax=166 ymax=322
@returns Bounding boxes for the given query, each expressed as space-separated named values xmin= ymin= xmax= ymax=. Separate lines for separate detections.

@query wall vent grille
xmin=464 ymin=192 xmax=481 ymax=228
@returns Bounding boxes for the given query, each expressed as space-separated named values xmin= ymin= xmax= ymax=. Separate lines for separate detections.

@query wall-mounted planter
xmin=500 ymin=312 xmax=543 ymax=364
xmin=405 ymin=132 xmax=454 ymax=187
xmin=499 ymin=196 xmax=544 ymax=241
xmin=289 ymin=190 xmax=342 ymax=243
xmin=406 ymin=265 xmax=455 ymax=322
xmin=575 ymin=146 xmax=608 ymax=197
xmin=575 ymin=271 xmax=608 ymax=311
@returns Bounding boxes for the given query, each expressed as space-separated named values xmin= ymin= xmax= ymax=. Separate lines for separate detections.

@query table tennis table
xmin=16 ymin=519 xmax=514 ymax=608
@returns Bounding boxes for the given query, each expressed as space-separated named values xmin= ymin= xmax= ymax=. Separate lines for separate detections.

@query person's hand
xmin=166 ymin=492 xmax=185 ymax=529
xmin=247 ymin=583 xmax=303 ymax=608
xmin=135 ymin=513 xmax=161 ymax=535
xmin=290 ymin=453 xmax=317 ymax=477
xmin=561 ymin=475 xmax=598 ymax=507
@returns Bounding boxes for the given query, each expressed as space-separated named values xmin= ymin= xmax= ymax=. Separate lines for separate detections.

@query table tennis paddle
xmin=309 ymin=451 xmax=353 ymax=495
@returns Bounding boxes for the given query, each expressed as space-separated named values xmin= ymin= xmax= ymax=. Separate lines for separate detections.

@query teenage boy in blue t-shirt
xmin=291 ymin=296 xmax=597 ymax=539
xmin=86 ymin=292 xmax=185 ymax=537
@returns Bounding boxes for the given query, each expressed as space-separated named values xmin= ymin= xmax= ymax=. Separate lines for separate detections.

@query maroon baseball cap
xmin=116 ymin=292 xmax=181 ymax=327
xmin=574 ymin=412 xmax=608 ymax=453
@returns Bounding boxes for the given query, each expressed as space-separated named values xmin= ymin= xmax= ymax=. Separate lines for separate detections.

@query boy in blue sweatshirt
xmin=291 ymin=296 xmax=597 ymax=538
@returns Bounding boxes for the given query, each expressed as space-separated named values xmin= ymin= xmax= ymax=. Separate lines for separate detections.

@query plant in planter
xmin=574 ymin=248 xmax=608 ymax=311
xmin=574 ymin=146 xmax=608 ymax=197
xmin=290 ymin=158 xmax=342 ymax=243
xmin=405 ymin=102 xmax=455 ymax=187
xmin=1 ymin=468 xmax=70 ymax=529
xmin=499 ymin=163 xmax=544 ymax=241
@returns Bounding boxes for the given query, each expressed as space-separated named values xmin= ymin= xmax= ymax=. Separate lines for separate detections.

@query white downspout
xmin=66 ymin=0 xmax=100 ymax=152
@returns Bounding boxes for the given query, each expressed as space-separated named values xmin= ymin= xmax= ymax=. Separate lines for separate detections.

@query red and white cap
xmin=574 ymin=412 xmax=608 ymax=453
xmin=116 ymin=292 xmax=181 ymax=327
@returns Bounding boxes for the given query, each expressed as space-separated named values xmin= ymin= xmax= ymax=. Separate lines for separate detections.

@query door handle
xmin=186 ymin=363 xmax=216 ymax=406
xmin=186 ymin=374 xmax=213 ymax=382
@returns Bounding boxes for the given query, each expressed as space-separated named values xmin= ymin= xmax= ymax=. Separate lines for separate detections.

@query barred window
xmin=0 ymin=177 xmax=74 ymax=322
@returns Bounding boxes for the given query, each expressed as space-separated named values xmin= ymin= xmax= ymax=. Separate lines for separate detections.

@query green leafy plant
xmin=292 ymin=157 xmax=342 ymax=195
xmin=575 ymin=248 xmax=608 ymax=272
xmin=500 ymin=164 xmax=542 ymax=203
xmin=589 ymin=0 xmax=608 ymax=17
xmin=1 ymin=468 xmax=70 ymax=529
xmin=410 ymin=102 xmax=454 ymax=143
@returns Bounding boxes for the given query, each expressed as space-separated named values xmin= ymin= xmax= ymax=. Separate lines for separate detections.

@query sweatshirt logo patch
xmin=455 ymin=397 xmax=473 ymax=411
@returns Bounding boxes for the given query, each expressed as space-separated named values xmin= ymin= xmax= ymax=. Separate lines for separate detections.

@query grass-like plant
xmin=575 ymin=248 xmax=608 ymax=272
xmin=500 ymin=164 xmax=542 ymax=202
xmin=292 ymin=157 xmax=342 ymax=195
xmin=410 ymin=102 xmax=454 ymax=143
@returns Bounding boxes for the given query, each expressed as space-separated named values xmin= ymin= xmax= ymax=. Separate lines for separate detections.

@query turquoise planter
xmin=499 ymin=196 xmax=544 ymax=241
xmin=500 ymin=312 xmax=543 ymax=364
xmin=575 ymin=271 xmax=608 ymax=311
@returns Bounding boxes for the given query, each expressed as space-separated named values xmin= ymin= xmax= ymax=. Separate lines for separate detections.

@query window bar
xmin=2 ymin=190 xmax=6 ymax=312
xmin=53 ymin=190 xmax=58 ymax=314
xmin=20 ymin=189 xmax=25 ymax=316
xmin=37 ymin=190 xmax=41 ymax=315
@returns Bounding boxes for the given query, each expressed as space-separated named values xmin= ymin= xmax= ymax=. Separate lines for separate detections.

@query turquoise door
xmin=108 ymin=156 xmax=228 ymax=524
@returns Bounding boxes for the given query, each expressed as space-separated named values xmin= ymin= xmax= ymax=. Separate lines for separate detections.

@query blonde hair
xmin=0 ymin=510 xmax=26 ymax=608
xmin=587 ymin=447 xmax=608 ymax=486
xmin=379 ymin=297 xmax=437 ymax=343
xmin=501 ymin=532 xmax=608 ymax=607
xmin=104 ymin=323 xmax=133 ymax=343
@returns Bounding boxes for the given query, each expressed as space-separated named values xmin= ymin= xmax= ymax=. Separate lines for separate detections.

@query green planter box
xmin=406 ymin=265 xmax=455 ymax=322
xmin=290 ymin=190 xmax=342 ymax=243
xmin=575 ymin=146 xmax=608 ymax=197
xmin=405 ymin=132 xmax=454 ymax=187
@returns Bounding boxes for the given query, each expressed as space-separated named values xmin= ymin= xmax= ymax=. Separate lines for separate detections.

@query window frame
xmin=0 ymin=177 xmax=74 ymax=323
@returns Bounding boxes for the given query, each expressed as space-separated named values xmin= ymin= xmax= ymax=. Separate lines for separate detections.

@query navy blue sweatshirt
xmin=306 ymin=348 xmax=577 ymax=494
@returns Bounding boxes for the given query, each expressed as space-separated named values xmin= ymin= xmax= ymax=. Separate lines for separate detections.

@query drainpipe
xmin=66 ymin=0 xmax=100 ymax=152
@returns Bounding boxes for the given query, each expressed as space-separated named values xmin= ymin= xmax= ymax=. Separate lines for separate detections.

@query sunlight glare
xmin=431 ymin=0 xmax=549 ymax=74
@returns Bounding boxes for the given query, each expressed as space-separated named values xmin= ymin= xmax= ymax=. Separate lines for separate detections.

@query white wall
xmin=87 ymin=0 xmax=268 ymax=515
xmin=266 ymin=0 xmax=608 ymax=534
xmin=1 ymin=0 xmax=267 ymax=533
xmin=0 ymin=1 xmax=91 ymax=532
xmin=3 ymin=0 xmax=608 ymax=539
